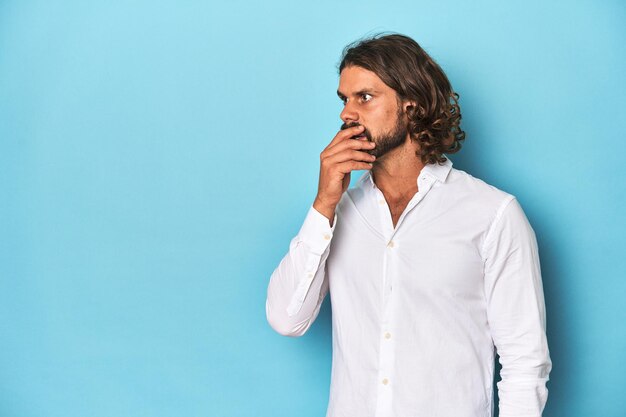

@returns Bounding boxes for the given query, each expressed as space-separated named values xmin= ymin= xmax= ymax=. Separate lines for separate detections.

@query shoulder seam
xmin=481 ymin=195 xmax=516 ymax=258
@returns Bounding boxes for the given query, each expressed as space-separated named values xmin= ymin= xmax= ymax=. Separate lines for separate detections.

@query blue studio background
xmin=1 ymin=1 xmax=624 ymax=416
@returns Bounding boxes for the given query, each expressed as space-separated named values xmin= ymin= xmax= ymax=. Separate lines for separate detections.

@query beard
xmin=340 ymin=107 xmax=408 ymax=159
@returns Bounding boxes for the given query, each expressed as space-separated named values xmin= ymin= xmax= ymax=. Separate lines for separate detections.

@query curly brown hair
xmin=338 ymin=33 xmax=465 ymax=165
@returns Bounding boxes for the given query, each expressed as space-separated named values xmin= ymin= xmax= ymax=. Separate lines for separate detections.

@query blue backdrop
xmin=1 ymin=1 xmax=624 ymax=416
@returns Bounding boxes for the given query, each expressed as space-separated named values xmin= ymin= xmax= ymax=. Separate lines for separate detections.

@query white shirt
xmin=266 ymin=155 xmax=552 ymax=417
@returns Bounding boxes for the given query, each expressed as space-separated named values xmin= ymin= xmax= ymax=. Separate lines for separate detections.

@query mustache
xmin=340 ymin=122 xmax=361 ymax=130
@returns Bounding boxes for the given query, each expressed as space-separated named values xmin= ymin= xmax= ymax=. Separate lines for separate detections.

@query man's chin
xmin=368 ymin=147 xmax=384 ymax=158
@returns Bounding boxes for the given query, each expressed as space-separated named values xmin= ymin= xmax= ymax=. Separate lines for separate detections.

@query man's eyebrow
xmin=337 ymin=89 xmax=379 ymax=99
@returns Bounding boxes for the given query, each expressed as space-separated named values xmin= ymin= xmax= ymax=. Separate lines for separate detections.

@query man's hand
xmin=313 ymin=125 xmax=376 ymax=226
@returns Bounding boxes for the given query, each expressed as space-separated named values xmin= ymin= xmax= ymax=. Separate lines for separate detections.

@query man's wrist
xmin=313 ymin=197 xmax=336 ymax=227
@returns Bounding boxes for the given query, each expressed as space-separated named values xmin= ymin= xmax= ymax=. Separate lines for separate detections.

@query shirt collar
xmin=358 ymin=154 xmax=453 ymax=189
xmin=422 ymin=154 xmax=453 ymax=183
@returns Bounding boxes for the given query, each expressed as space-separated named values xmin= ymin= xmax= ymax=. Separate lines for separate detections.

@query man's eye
xmin=361 ymin=94 xmax=372 ymax=102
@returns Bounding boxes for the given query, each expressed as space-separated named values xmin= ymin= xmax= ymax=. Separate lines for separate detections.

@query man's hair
xmin=338 ymin=33 xmax=465 ymax=165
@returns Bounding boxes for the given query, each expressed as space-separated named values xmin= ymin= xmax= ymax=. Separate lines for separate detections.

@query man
xmin=265 ymin=33 xmax=551 ymax=417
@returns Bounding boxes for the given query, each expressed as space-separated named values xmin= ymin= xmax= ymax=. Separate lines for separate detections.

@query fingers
xmin=334 ymin=160 xmax=375 ymax=174
xmin=325 ymin=148 xmax=376 ymax=165
xmin=327 ymin=124 xmax=366 ymax=148
xmin=315 ymin=126 xmax=375 ymax=208
xmin=324 ymin=135 xmax=376 ymax=159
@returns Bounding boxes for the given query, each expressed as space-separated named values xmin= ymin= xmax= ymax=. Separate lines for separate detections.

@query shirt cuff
xmin=296 ymin=205 xmax=337 ymax=255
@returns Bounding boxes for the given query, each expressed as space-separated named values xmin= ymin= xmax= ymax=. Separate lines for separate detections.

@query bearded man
xmin=266 ymin=33 xmax=552 ymax=417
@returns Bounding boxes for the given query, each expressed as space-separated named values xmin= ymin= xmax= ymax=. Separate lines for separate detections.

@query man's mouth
xmin=351 ymin=133 xmax=368 ymax=140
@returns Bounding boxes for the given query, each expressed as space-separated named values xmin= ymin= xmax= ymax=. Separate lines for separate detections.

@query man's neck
xmin=370 ymin=142 xmax=425 ymax=201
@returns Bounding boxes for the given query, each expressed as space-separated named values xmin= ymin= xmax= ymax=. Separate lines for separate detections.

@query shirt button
xmin=379 ymin=199 xmax=385 ymax=205
xmin=387 ymin=241 xmax=395 ymax=248
xmin=323 ymin=234 xmax=331 ymax=240
xmin=384 ymin=332 xmax=391 ymax=339
xmin=308 ymin=273 xmax=314 ymax=278
xmin=382 ymin=378 xmax=389 ymax=385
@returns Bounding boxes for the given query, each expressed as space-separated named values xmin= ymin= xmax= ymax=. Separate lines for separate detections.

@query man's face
xmin=337 ymin=65 xmax=409 ymax=158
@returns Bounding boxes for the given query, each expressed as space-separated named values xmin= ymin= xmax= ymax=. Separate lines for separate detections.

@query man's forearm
xmin=266 ymin=205 xmax=336 ymax=337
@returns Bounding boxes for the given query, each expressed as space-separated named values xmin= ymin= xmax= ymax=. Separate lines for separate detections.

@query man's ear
xmin=403 ymin=100 xmax=417 ymax=113
xmin=404 ymin=101 xmax=428 ymax=118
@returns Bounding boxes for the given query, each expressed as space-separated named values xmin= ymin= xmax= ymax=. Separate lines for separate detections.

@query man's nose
xmin=340 ymin=102 xmax=358 ymax=124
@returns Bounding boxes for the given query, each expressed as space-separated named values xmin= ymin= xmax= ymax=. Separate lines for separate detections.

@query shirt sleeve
xmin=482 ymin=196 xmax=552 ymax=417
xmin=265 ymin=204 xmax=337 ymax=337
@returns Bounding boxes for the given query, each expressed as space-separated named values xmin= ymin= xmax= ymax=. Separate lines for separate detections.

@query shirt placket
xmin=372 ymin=174 xmax=435 ymax=417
